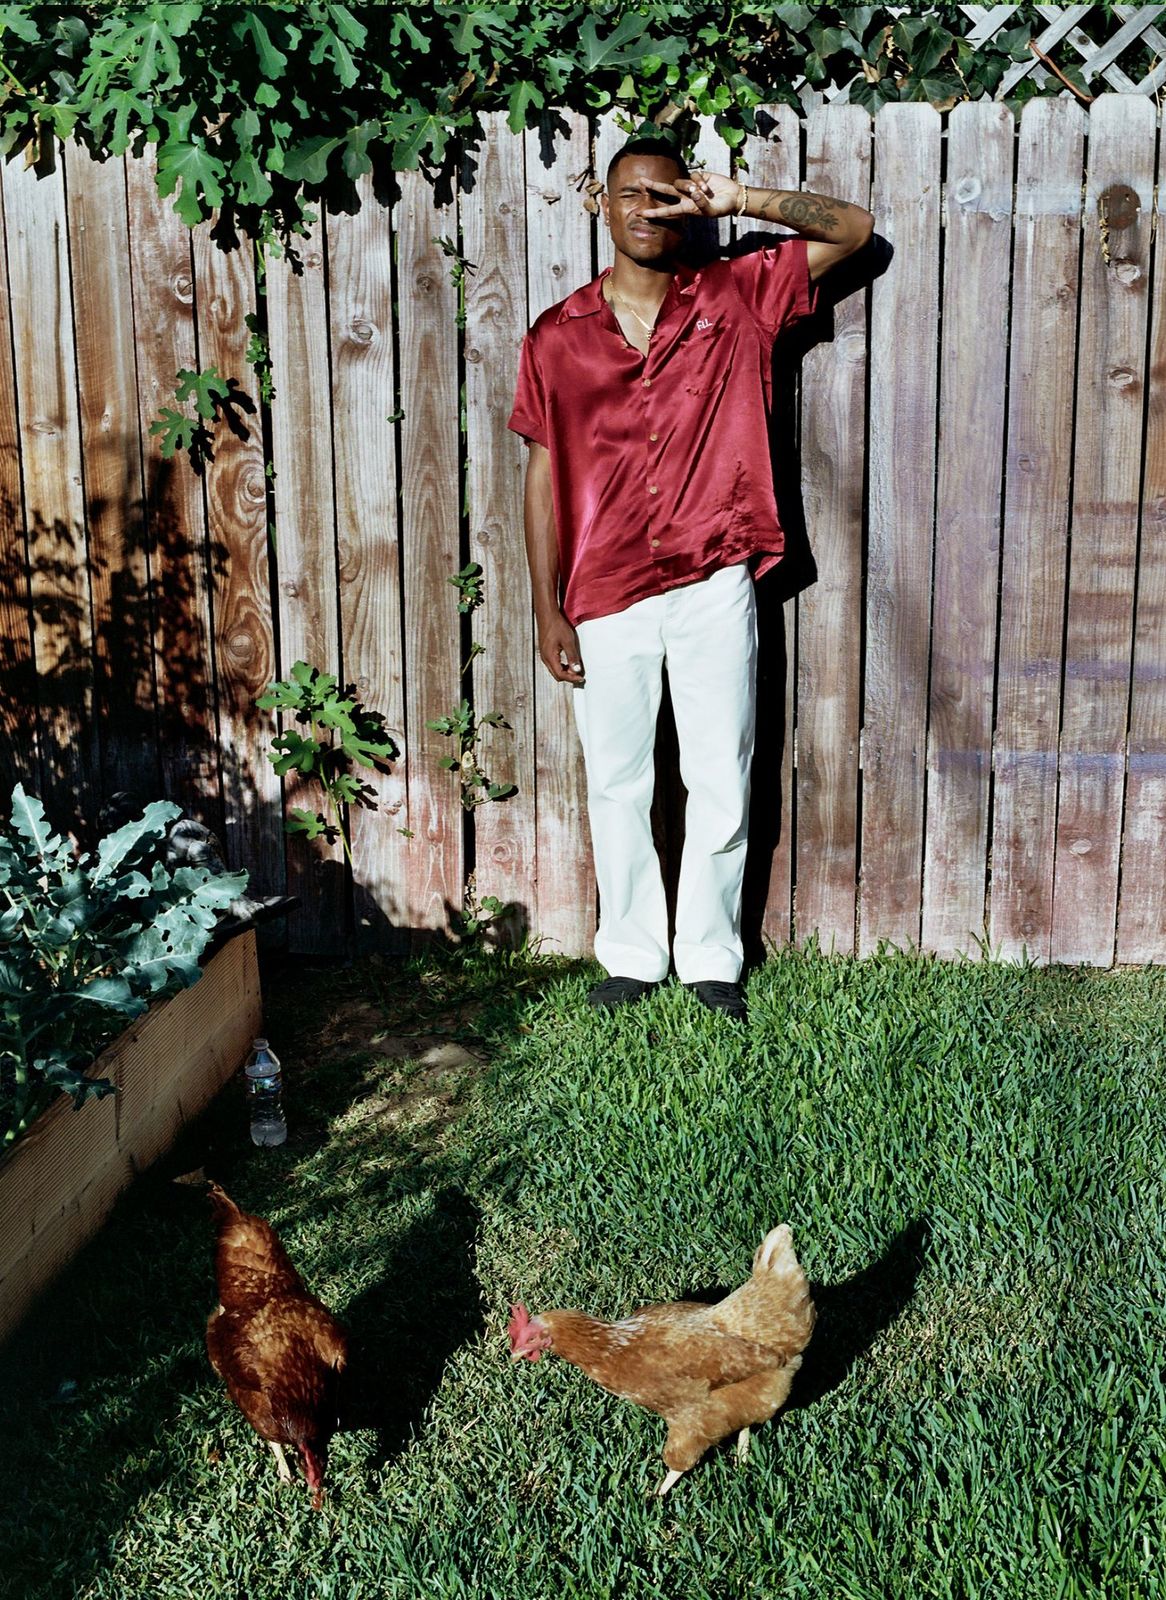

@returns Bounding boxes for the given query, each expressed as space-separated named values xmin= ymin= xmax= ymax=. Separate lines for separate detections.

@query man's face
xmin=602 ymin=154 xmax=688 ymax=265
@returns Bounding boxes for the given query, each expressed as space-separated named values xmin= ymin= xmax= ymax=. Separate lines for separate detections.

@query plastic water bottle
xmin=245 ymin=1038 xmax=287 ymax=1147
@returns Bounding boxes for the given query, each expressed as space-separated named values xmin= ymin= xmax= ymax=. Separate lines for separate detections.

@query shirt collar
xmin=555 ymin=264 xmax=704 ymax=324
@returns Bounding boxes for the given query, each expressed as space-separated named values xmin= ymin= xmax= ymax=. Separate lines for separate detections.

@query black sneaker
xmin=685 ymin=980 xmax=748 ymax=1022
xmin=587 ymin=976 xmax=659 ymax=1010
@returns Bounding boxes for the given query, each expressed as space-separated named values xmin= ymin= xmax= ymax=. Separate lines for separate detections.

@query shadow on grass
xmin=684 ymin=1218 xmax=930 ymax=1412
xmin=0 ymin=952 xmax=582 ymax=1600
xmin=340 ymin=1187 xmax=484 ymax=1464
xmin=792 ymin=1217 xmax=931 ymax=1411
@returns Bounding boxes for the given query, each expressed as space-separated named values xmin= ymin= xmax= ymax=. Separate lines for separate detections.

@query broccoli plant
xmin=0 ymin=787 xmax=248 ymax=1149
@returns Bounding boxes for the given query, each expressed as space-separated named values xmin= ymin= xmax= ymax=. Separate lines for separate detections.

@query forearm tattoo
xmin=755 ymin=190 xmax=849 ymax=234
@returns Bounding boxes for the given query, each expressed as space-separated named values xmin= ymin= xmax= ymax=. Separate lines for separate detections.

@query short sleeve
xmin=508 ymin=331 xmax=549 ymax=447
xmin=729 ymin=238 xmax=817 ymax=340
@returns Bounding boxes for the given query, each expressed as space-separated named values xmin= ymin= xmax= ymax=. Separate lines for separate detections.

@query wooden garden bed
xmin=0 ymin=929 xmax=262 ymax=1346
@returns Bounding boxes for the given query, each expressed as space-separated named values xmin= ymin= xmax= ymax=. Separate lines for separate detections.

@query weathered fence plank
xmin=327 ymin=174 xmax=408 ymax=952
xmin=0 ymin=104 xmax=1162 ymax=968
xmin=990 ymin=98 xmax=1086 ymax=962
xmin=3 ymin=151 xmax=93 ymax=825
xmin=794 ymin=103 xmax=869 ymax=955
xmin=0 ymin=163 xmax=36 ymax=801
xmin=741 ymin=104 xmax=801 ymax=952
xmin=125 ymin=152 xmax=219 ymax=825
xmin=65 ymin=145 xmax=156 ymax=803
xmin=267 ymin=218 xmax=345 ymax=952
xmin=594 ymin=114 xmax=625 ymax=268
xmin=191 ymin=226 xmax=284 ymax=904
xmin=861 ymin=105 xmax=941 ymax=953
xmin=1117 ymin=129 xmax=1166 ymax=963
xmin=396 ymin=170 xmax=465 ymax=932
xmin=462 ymin=113 xmax=537 ymax=937
xmin=1051 ymin=94 xmax=1155 ymax=965
xmin=921 ymin=101 xmax=1013 ymax=956
xmin=524 ymin=110 xmax=596 ymax=956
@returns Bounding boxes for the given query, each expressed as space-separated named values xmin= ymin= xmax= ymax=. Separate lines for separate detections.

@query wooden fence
xmin=0 ymin=97 xmax=1163 ymax=967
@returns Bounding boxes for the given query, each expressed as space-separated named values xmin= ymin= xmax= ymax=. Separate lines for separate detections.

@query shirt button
xmin=648 ymin=485 xmax=658 ymax=495
xmin=642 ymin=378 xmax=651 ymax=388
xmin=651 ymin=538 xmax=661 ymax=548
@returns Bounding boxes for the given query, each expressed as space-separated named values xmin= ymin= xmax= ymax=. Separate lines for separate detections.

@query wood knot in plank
xmin=172 ymin=273 xmax=193 ymax=304
xmin=1107 ymin=367 xmax=1137 ymax=389
xmin=1113 ymin=261 xmax=1141 ymax=285
xmin=227 ymin=629 xmax=256 ymax=665
xmin=349 ymin=318 xmax=375 ymax=344
xmin=1068 ymin=838 xmax=1092 ymax=856
xmin=951 ymin=177 xmax=980 ymax=206
xmin=1099 ymin=184 xmax=1139 ymax=231
xmin=243 ymin=471 xmax=266 ymax=505
xmin=466 ymin=347 xmax=482 ymax=363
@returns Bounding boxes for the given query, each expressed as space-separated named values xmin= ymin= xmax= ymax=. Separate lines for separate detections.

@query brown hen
xmin=206 ymin=1183 xmax=348 ymax=1508
xmin=509 ymin=1223 xmax=813 ymax=1494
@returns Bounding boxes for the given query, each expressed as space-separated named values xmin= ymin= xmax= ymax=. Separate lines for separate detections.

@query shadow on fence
xmin=655 ymin=233 xmax=891 ymax=966
xmin=0 ymin=457 xmax=231 ymax=839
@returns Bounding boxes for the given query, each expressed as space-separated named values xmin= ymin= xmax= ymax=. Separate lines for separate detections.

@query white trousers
xmin=573 ymin=563 xmax=758 ymax=984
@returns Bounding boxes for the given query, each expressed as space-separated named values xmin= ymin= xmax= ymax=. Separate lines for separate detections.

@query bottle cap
xmin=252 ymin=1037 xmax=269 ymax=1049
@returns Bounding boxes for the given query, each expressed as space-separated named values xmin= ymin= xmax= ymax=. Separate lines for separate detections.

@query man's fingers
xmin=540 ymin=647 xmax=584 ymax=683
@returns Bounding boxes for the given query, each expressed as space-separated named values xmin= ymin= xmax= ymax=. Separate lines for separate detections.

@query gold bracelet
xmin=736 ymin=182 xmax=749 ymax=216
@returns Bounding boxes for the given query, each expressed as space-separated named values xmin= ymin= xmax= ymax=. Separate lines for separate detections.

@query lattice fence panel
xmin=795 ymin=4 xmax=1166 ymax=109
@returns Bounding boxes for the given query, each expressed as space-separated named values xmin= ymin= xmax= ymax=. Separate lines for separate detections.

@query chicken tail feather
xmin=753 ymin=1223 xmax=799 ymax=1277
xmin=208 ymin=1182 xmax=243 ymax=1224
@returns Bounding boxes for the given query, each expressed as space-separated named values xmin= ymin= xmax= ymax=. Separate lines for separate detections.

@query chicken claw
xmin=270 ymin=1440 xmax=294 ymax=1483
xmin=655 ymin=1469 xmax=683 ymax=1497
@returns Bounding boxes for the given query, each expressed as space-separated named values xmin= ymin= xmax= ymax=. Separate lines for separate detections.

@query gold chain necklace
xmin=607 ymin=282 xmax=659 ymax=339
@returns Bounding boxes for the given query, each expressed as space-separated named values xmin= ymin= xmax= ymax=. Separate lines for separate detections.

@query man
xmin=509 ymin=137 xmax=873 ymax=1020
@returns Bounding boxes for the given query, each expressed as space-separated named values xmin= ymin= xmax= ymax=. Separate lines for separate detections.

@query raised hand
xmin=639 ymin=171 xmax=741 ymax=221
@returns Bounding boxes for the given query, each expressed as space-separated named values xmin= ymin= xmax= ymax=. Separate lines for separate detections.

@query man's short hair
xmin=606 ymin=138 xmax=690 ymax=187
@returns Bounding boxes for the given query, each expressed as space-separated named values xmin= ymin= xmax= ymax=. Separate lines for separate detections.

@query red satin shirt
xmin=508 ymin=241 xmax=816 ymax=625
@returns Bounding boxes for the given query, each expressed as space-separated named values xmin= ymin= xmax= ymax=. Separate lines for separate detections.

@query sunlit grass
xmin=0 ymin=945 xmax=1162 ymax=1599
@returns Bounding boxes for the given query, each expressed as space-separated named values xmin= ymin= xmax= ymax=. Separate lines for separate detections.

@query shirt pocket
xmin=679 ymin=325 xmax=733 ymax=396
xmin=683 ymin=358 xmax=733 ymax=397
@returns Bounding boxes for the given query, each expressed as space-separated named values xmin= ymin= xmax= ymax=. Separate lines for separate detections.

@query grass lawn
xmin=0 ymin=944 xmax=1162 ymax=1600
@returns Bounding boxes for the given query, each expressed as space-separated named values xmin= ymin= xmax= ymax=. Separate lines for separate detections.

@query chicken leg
xmin=736 ymin=1426 xmax=751 ymax=1463
xmin=269 ymin=1440 xmax=293 ymax=1483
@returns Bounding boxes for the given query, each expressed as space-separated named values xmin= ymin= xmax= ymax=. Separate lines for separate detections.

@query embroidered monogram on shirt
xmin=695 ymin=318 xmax=714 ymax=331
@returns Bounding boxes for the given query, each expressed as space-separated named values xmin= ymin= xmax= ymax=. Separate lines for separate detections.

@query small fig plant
xmin=256 ymin=662 xmax=399 ymax=861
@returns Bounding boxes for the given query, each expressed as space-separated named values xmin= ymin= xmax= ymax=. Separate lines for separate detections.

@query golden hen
xmin=509 ymin=1223 xmax=813 ymax=1494
xmin=206 ymin=1183 xmax=348 ymax=1508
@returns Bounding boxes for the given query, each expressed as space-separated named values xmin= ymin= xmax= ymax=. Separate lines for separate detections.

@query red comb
xmin=508 ymin=1303 xmax=530 ymax=1343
